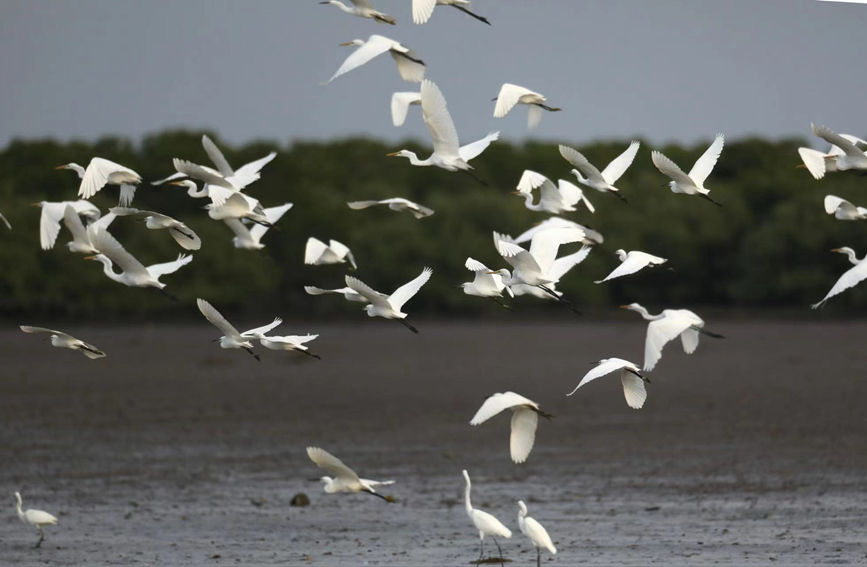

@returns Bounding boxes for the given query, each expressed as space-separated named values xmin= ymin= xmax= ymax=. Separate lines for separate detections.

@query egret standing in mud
xmin=14 ymin=492 xmax=57 ymax=548
xmin=462 ymin=469 xmax=511 ymax=565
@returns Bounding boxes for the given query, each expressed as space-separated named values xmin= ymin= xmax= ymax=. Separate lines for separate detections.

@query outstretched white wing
xmin=596 ymin=251 xmax=666 ymax=283
xmin=644 ymin=313 xmax=700 ymax=371
xmin=412 ymin=0 xmax=437 ymax=24
xmin=305 ymin=237 xmax=329 ymax=264
xmin=345 ymin=275 xmax=391 ymax=308
xmin=347 ymin=200 xmax=381 ymax=210
xmin=173 ymin=158 xmax=235 ymax=190
xmin=232 ymin=152 xmax=277 ymax=185
xmin=327 ymin=35 xmax=395 ymax=83
xmin=516 ymin=170 xmax=549 ymax=194
xmin=459 ymin=131 xmax=499 ymax=162
xmin=558 ymin=145 xmax=604 ymax=184
xmin=201 ymin=134 xmax=234 ymax=177
xmin=20 ymin=325 xmax=74 ymax=340
xmin=387 ymin=267 xmax=432 ymax=310
xmin=465 ymin=257 xmax=491 ymax=273
xmin=495 ymin=238 xmax=541 ymax=276
xmin=547 ymin=245 xmax=592 ymax=282
xmin=620 ymin=372 xmax=647 ymax=409
xmin=469 ymin=391 xmax=537 ymax=425
xmin=651 ymin=151 xmax=693 ymax=186
xmin=78 ymin=157 xmax=140 ymax=200
xmin=146 ymin=254 xmax=193 ymax=280
xmin=493 ymin=83 xmax=538 ymax=118
xmin=241 ymin=317 xmax=283 ymax=338
xmin=568 ymin=357 xmax=641 ymax=395
xmin=391 ymin=91 xmax=422 ymax=126
xmin=307 ymin=447 xmax=360 ymax=482
xmin=797 ymin=147 xmax=829 ymax=180
xmin=601 ymin=140 xmax=641 ymax=184
xmin=421 ymin=79 xmax=461 ymax=159
xmin=249 ymin=203 xmax=292 ymax=244
xmin=90 ymin=228 xmax=149 ymax=278
xmin=510 ymin=407 xmax=538 ymax=463
xmin=688 ymin=133 xmax=724 ymax=185
xmin=813 ymin=124 xmax=862 ymax=157
xmin=62 ymin=204 xmax=90 ymax=246
xmin=197 ymin=298 xmax=241 ymax=339
xmin=328 ymin=239 xmax=357 ymax=269
xmin=812 ymin=260 xmax=867 ymax=309
xmin=528 ymin=227 xmax=585 ymax=275
xmin=824 ymin=195 xmax=850 ymax=215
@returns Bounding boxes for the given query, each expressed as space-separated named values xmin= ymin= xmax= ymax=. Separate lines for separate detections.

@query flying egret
xmin=390 ymin=91 xmax=421 ymax=126
xmin=224 ymin=203 xmax=293 ymax=249
xmin=493 ymin=84 xmax=560 ymax=130
xmin=259 ymin=334 xmax=321 ymax=359
xmin=461 ymin=257 xmax=513 ymax=307
xmin=306 ymin=447 xmax=395 ymax=501
xmin=56 ymin=162 xmax=86 ymax=179
xmin=20 ymin=325 xmax=106 ymax=359
xmin=85 ymin=229 xmax=192 ymax=296
xmin=568 ymin=358 xmax=648 ymax=409
xmin=304 ymin=285 xmax=370 ymax=303
xmin=797 ymin=132 xmax=867 ymax=180
xmin=151 ymin=135 xmax=276 ymax=188
xmin=320 ymin=0 xmax=396 ymax=25
xmin=595 ymin=249 xmax=668 ymax=283
xmin=823 ymin=195 xmax=867 ymax=221
xmin=412 ymin=0 xmax=490 ymax=24
xmin=348 ymin=197 xmax=434 ymax=219
xmin=61 ymin=205 xmax=116 ymax=254
xmin=651 ymin=134 xmax=724 ymax=206
xmin=469 ymin=392 xmax=551 ymax=464
xmin=326 ymin=35 xmax=424 ymax=84
xmin=462 ymin=469 xmax=512 ymax=563
xmin=514 ymin=216 xmax=604 ymax=246
xmin=111 ymin=207 xmax=201 ymax=251
xmin=513 ymin=170 xmax=594 ymax=214
xmin=517 ymin=501 xmax=556 ymax=567
xmin=169 ymin=180 xmax=271 ymax=226
xmin=196 ymin=298 xmax=282 ymax=361
xmin=305 ymin=238 xmax=357 ymax=270
xmin=14 ymin=492 xmax=57 ymax=549
xmin=811 ymin=124 xmax=867 ymax=173
xmin=345 ymin=267 xmax=432 ymax=333
xmin=812 ymin=247 xmax=867 ymax=309
xmin=172 ymin=158 xmax=263 ymax=199
xmin=508 ymin=244 xmax=592 ymax=301
xmin=33 ymin=200 xmax=101 ymax=250
xmin=388 ymin=79 xmax=499 ymax=174
xmin=559 ymin=141 xmax=640 ymax=203
xmin=621 ymin=303 xmax=724 ymax=371
xmin=73 ymin=158 xmax=142 ymax=207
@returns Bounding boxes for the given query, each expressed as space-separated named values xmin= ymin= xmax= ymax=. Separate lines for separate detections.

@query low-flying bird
xmin=388 ymin=79 xmax=499 ymax=174
xmin=14 ymin=492 xmax=58 ymax=549
xmin=823 ymin=195 xmax=867 ymax=221
xmin=305 ymin=237 xmax=357 ymax=270
xmin=73 ymin=158 xmax=142 ymax=207
xmin=513 ymin=170 xmax=594 ymax=214
xmin=412 ymin=0 xmax=490 ymax=25
xmin=462 ymin=469 xmax=512 ymax=563
xmin=559 ymin=141 xmax=640 ymax=203
xmin=812 ymin=247 xmax=867 ymax=309
xmin=61 ymin=205 xmax=116 ymax=254
xmin=493 ymin=84 xmax=560 ymax=130
xmin=320 ymin=0 xmax=396 ymax=25
xmin=514 ymin=216 xmax=604 ymax=246
xmin=196 ymin=298 xmax=282 ymax=361
xmin=797 ymin=132 xmax=867 ymax=180
xmin=390 ymin=91 xmax=421 ymax=126
xmin=345 ymin=267 xmax=432 ymax=333
xmin=33 ymin=200 xmax=101 ymax=250
xmin=517 ymin=501 xmax=556 ymax=567
xmin=224 ymin=203 xmax=293 ymax=249
xmin=258 ymin=334 xmax=321 ymax=359
xmin=651 ymin=134 xmax=724 ymax=206
xmin=306 ymin=447 xmax=395 ymax=501
xmin=461 ymin=257 xmax=513 ymax=307
xmin=304 ymin=285 xmax=370 ymax=303
xmin=811 ymin=124 xmax=867 ymax=173
xmin=595 ymin=249 xmax=668 ymax=283
xmin=469 ymin=392 xmax=551 ymax=464
xmin=326 ymin=35 xmax=424 ymax=84
xmin=508 ymin=244 xmax=592 ymax=301
xmin=111 ymin=207 xmax=201 ymax=251
xmin=567 ymin=357 xmax=648 ymax=409
xmin=621 ymin=303 xmax=724 ymax=371
xmin=348 ymin=197 xmax=434 ymax=219
xmin=19 ymin=325 xmax=106 ymax=359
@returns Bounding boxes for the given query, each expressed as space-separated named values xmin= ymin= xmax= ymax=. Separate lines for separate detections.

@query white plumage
xmin=20 ymin=325 xmax=106 ymax=359
xmin=304 ymin=237 xmax=357 ymax=270
xmin=469 ymin=391 xmax=548 ymax=463
xmin=513 ymin=170 xmax=594 ymax=214
xmin=14 ymin=491 xmax=58 ymax=548
xmin=223 ymin=203 xmax=293 ymax=250
xmin=304 ymin=285 xmax=370 ymax=303
xmin=518 ymin=500 xmax=556 ymax=566
xmin=320 ymin=0 xmax=396 ymax=25
xmin=493 ymin=83 xmax=560 ymax=130
xmin=567 ymin=357 xmax=648 ymax=409
xmin=560 ymin=140 xmax=640 ymax=202
xmin=348 ymin=197 xmax=433 ymax=219
xmin=326 ymin=35 xmax=424 ymax=84
xmin=77 ymin=157 xmax=142 ymax=206
xmin=33 ymin=200 xmax=101 ymax=251
xmin=462 ymin=469 xmax=511 ymax=562
xmin=86 ymin=228 xmax=192 ymax=291
xmin=306 ymin=447 xmax=395 ymax=501
xmin=196 ymin=298 xmax=282 ymax=361
xmin=345 ymin=267 xmax=432 ymax=332
xmin=110 ymin=207 xmax=201 ymax=251
xmin=823 ymin=195 xmax=867 ymax=221
xmin=812 ymin=247 xmax=867 ymax=309
xmin=595 ymin=249 xmax=667 ymax=283
xmin=390 ymin=91 xmax=421 ymax=127
xmin=411 ymin=0 xmax=489 ymax=25
xmin=652 ymin=134 xmax=724 ymax=206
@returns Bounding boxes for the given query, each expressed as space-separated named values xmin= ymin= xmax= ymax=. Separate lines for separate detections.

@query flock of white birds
xmin=10 ymin=1 xmax=867 ymax=563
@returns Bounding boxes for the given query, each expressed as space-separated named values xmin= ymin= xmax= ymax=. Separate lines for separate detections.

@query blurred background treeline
xmin=0 ymin=131 xmax=865 ymax=321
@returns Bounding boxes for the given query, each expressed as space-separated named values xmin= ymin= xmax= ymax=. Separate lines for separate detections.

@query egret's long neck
xmin=15 ymin=495 xmax=23 ymax=519
xmin=843 ymin=249 xmax=862 ymax=264
xmin=331 ymin=1 xmax=353 ymax=13
xmin=518 ymin=191 xmax=541 ymax=210
xmin=94 ymin=256 xmax=125 ymax=283
xmin=464 ymin=478 xmax=472 ymax=515
xmin=571 ymin=168 xmax=588 ymax=184
xmin=401 ymin=151 xmax=430 ymax=167
xmin=69 ymin=164 xmax=86 ymax=178
xmin=631 ymin=304 xmax=661 ymax=320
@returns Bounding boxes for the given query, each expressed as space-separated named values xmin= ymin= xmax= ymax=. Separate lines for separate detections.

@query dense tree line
xmin=0 ymin=131 xmax=864 ymax=321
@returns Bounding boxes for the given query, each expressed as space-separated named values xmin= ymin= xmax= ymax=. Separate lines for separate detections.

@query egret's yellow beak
xmin=339 ymin=41 xmax=354 ymax=46
xmin=619 ymin=305 xmax=630 ymax=309
xmin=831 ymin=248 xmax=841 ymax=252
xmin=83 ymin=255 xmax=97 ymax=261
xmin=169 ymin=181 xmax=185 ymax=187
xmin=54 ymin=165 xmax=67 ymax=170
xmin=30 ymin=202 xmax=41 ymax=207
xmin=386 ymin=152 xmax=400 ymax=157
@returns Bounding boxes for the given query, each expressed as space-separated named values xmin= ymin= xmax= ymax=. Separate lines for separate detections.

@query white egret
xmin=306 ymin=447 xmax=395 ymax=501
xmin=196 ymin=298 xmax=282 ymax=361
xmin=517 ymin=501 xmax=556 ymax=567
xmin=812 ymin=247 xmax=867 ymax=309
xmin=621 ymin=303 xmax=724 ymax=371
xmin=305 ymin=237 xmax=357 ymax=270
xmin=348 ymin=197 xmax=434 ymax=219
xmin=151 ymin=135 xmax=276 ymax=188
xmin=595 ymin=249 xmax=668 ymax=284
xmin=559 ymin=141 xmax=640 ymax=203
xmin=61 ymin=205 xmax=115 ymax=254
xmin=55 ymin=162 xmax=86 ymax=179
xmin=320 ymin=0 xmax=396 ymax=25
xmin=491 ymin=228 xmax=585 ymax=301
xmin=74 ymin=157 xmax=142 ymax=206
xmin=462 ymin=469 xmax=512 ymax=563
xmin=304 ymin=285 xmax=370 ymax=303
xmin=224 ymin=203 xmax=293 ymax=249
xmin=412 ymin=0 xmax=490 ymax=25
xmin=811 ymin=124 xmax=867 ymax=173
xmin=85 ymin=229 xmax=192 ymax=296
xmin=514 ymin=216 xmax=604 ymax=246
xmin=823 ymin=195 xmax=867 ymax=221
xmin=388 ymin=79 xmax=499 ymax=174
xmin=797 ymin=132 xmax=867 ymax=180
xmin=461 ymin=257 xmax=513 ymax=307
xmin=33 ymin=200 xmax=100 ymax=250
xmin=20 ymin=325 xmax=106 ymax=359
xmin=651 ymin=134 xmax=724 ymax=206
xmin=172 ymin=158 xmax=262 ymax=199
xmin=326 ymin=35 xmax=424 ymax=84
xmin=14 ymin=492 xmax=58 ymax=549
xmin=508 ymin=244 xmax=592 ymax=300
xmin=390 ymin=91 xmax=421 ymax=126
xmin=345 ymin=267 xmax=432 ymax=333
xmin=111 ymin=207 xmax=201 ymax=251
xmin=259 ymin=334 xmax=321 ymax=359
xmin=169 ymin=180 xmax=271 ymax=226
xmin=493 ymin=84 xmax=560 ymax=130
xmin=469 ymin=392 xmax=551 ymax=464
xmin=513 ymin=170 xmax=594 ymax=214
xmin=567 ymin=357 xmax=648 ymax=409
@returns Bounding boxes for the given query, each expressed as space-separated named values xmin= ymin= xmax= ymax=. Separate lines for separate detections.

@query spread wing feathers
xmin=39 ymin=203 xmax=75 ymax=250
xmin=232 ymin=152 xmax=277 ymax=185
xmin=20 ymin=326 xmax=106 ymax=359
xmin=601 ymin=140 xmax=641 ymax=184
xmin=201 ymin=134 xmax=234 ymax=177
xmin=509 ymin=408 xmax=538 ymax=463
xmin=306 ymin=447 xmax=360 ymax=481
xmin=327 ymin=35 xmax=395 ymax=83
xmin=391 ymin=92 xmax=422 ymax=126
xmin=493 ymin=83 xmax=540 ymax=118
xmin=688 ymin=133 xmax=724 ymax=185
xmin=470 ymin=391 xmax=538 ymax=425
xmin=150 ymin=171 xmax=186 ymax=186
xmin=360 ymin=478 xmax=395 ymax=488
xmin=197 ymin=298 xmax=242 ymax=338
xmin=465 ymin=257 xmax=490 ymax=272
xmin=797 ymin=147 xmax=828 ymax=180
xmin=62 ymin=205 xmax=90 ymax=245
xmin=597 ymin=253 xmax=665 ymax=283
xmin=812 ymin=261 xmax=867 ymax=309
xmin=644 ymin=314 xmax=701 ymax=371
xmin=351 ymin=0 xmax=374 ymax=9
xmin=305 ymin=286 xmax=342 ymax=296
xmin=421 ymin=79 xmax=461 ymax=158
xmin=568 ymin=358 xmax=640 ymax=396
xmin=328 ymin=239 xmax=357 ymax=269
xmin=548 ymin=245 xmax=592 ymax=282
xmin=110 ymin=207 xmax=201 ymax=251
xmin=528 ymin=227 xmax=585 ymax=275
xmin=224 ymin=218 xmax=251 ymax=240
xmin=652 ymin=151 xmax=693 ymax=186
xmin=824 ymin=195 xmax=849 ymax=215
xmin=347 ymin=200 xmax=380 ymax=210
xmin=813 ymin=124 xmax=862 ymax=157
xmin=304 ymin=237 xmax=329 ymax=264
xmin=118 ymin=184 xmax=136 ymax=207
xmin=387 ymin=266 xmax=432 ymax=310
xmin=680 ymin=327 xmax=700 ymax=354
xmin=241 ymin=317 xmax=283 ymax=339
xmin=527 ymin=105 xmax=543 ymax=130
xmin=496 ymin=239 xmax=541 ymax=275
xmin=345 ymin=275 xmax=391 ymax=308
xmin=0 ymin=211 xmax=9 ymax=230
xmin=412 ymin=0 xmax=437 ymax=24
xmin=20 ymin=325 xmax=73 ymax=339
xmin=390 ymin=49 xmax=426 ymax=82
xmin=146 ymin=254 xmax=192 ymax=279
xmin=516 ymin=170 xmax=549 ymax=194
xmin=458 ymin=131 xmax=499 ymax=162
xmin=260 ymin=334 xmax=318 ymax=349
xmin=78 ymin=158 xmax=140 ymax=200
xmin=91 ymin=229 xmax=149 ymax=277
xmin=87 ymin=211 xmax=116 ymax=234
xmin=558 ymin=179 xmax=594 ymax=212
xmin=173 ymin=158 xmax=235 ymax=190
xmin=249 ymin=203 xmax=292 ymax=243
xmin=620 ymin=372 xmax=648 ymax=409
xmin=559 ymin=145 xmax=604 ymax=182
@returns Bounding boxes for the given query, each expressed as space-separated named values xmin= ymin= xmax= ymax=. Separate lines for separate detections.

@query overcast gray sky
xmin=1 ymin=0 xmax=865 ymax=148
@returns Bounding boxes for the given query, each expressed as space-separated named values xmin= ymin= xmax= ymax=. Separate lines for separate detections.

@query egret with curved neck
xmin=812 ymin=247 xmax=867 ymax=309
xmin=462 ymin=469 xmax=511 ymax=565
